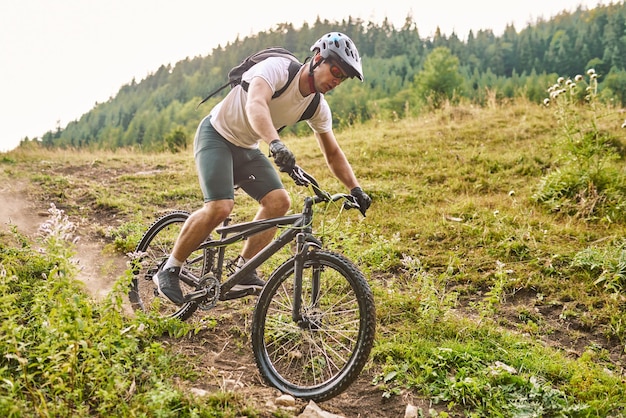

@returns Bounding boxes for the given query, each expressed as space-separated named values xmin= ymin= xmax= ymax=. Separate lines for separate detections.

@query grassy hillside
xmin=2 ymin=97 xmax=626 ymax=416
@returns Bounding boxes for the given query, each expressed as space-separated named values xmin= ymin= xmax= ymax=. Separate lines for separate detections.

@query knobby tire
xmin=251 ymin=250 xmax=376 ymax=401
xmin=129 ymin=211 xmax=204 ymax=320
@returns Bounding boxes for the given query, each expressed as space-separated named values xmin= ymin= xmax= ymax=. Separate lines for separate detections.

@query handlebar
xmin=288 ymin=165 xmax=361 ymax=212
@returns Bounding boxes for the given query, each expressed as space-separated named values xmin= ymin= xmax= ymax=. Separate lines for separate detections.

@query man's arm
xmin=246 ymin=76 xmax=296 ymax=170
xmin=315 ymin=130 xmax=371 ymax=215
xmin=245 ymin=77 xmax=279 ymax=146
xmin=314 ymin=131 xmax=359 ymax=190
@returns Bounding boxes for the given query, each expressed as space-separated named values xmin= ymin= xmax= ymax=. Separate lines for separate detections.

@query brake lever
xmin=342 ymin=194 xmax=361 ymax=211
xmin=288 ymin=166 xmax=310 ymax=186
xmin=289 ymin=166 xmax=332 ymax=202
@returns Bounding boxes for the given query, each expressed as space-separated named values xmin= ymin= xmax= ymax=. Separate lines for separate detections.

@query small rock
xmin=222 ymin=379 xmax=243 ymax=391
xmin=492 ymin=361 xmax=517 ymax=375
xmin=297 ymin=400 xmax=345 ymax=418
xmin=275 ymin=394 xmax=296 ymax=407
xmin=189 ymin=387 xmax=209 ymax=397
xmin=405 ymin=403 xmax=419 ymax=418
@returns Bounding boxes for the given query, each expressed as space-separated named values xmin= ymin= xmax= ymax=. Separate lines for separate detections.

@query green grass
xmin=2 ymin=97 xmax=626 ymax=416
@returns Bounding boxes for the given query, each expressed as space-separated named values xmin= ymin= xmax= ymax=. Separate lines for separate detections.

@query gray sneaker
xmin=220 ymin=269 xmax=265 ymax=300
xmin=153 ymin=266 xmax=184 ymax=305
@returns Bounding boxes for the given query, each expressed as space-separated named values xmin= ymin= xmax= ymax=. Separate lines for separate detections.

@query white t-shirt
xmin=209 ymin=57 xmax=332 ymax=149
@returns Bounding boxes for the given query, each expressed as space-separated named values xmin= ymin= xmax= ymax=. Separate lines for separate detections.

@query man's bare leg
xmin=154 ymin=199 xmax=233 ymax=304
xmin=240 ymin=189 xmax=291 ymax=260
xmin=171 ymin=199 xmax=234 ymax=263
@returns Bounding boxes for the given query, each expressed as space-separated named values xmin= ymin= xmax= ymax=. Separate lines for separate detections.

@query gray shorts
xmin=193 ymin=116 xmax=283 ymax=202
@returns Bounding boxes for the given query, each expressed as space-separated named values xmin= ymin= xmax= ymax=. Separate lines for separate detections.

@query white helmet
xmin=310 ymin=32 xmax=363 ymax=81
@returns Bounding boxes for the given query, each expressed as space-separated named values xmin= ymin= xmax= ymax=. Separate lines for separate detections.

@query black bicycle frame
xmin=188 ymin=196 xmax=317 ymax=299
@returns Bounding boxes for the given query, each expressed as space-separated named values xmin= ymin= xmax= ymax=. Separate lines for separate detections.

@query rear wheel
xmin=129 ymin=211 xmax=209 ymax=320
xmin=251 ymin=250 xmax=376 ymax=401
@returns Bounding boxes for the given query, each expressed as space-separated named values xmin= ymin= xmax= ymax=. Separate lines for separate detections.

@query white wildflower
xmin=38 ymin=203 xmax=77 ymax=242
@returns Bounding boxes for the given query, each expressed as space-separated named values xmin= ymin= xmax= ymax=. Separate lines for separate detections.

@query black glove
xmin=350 ymin=187 xmax=372 ymax=216
xmin=269 ymin=139 xmax=296 ymax=172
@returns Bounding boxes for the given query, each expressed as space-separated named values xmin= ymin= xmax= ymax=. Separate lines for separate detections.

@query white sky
xmin=0 ymin=0 xmax=606 ymax=152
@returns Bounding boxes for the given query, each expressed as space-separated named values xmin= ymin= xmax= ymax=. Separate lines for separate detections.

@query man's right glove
xmin=350 ymin=187 xmax=372 ymax=216
xmin=269 ymin=139 xmax=296 ymax=172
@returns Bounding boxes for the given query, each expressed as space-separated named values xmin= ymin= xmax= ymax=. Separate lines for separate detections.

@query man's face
xmin=314 ymin=57 xmax=349 ymax=93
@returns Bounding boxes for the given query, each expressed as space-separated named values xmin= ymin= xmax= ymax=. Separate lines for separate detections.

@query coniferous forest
xmin=31 ymin=1 xmax=626 ymax=151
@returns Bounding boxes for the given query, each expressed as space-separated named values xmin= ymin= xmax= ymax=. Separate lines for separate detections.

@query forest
xmin=29 ymin=1 xmax=626 ymax=151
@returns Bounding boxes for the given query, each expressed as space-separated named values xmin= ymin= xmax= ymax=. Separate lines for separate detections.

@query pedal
xmin=183 ymin=288 xmax=210 ymax=303
xmin=218 ymin=287 xmax=257 ymax=301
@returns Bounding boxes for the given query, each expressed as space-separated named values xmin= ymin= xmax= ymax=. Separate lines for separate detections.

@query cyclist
xmin=155 ymin=32 xmax=372 ymax=304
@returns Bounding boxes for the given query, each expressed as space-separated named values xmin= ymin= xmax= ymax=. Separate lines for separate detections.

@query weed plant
xmin=535 ymin=69 xmax=626 ymax=222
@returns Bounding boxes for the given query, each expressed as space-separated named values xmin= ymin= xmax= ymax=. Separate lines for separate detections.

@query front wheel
xmin=251 ymin=250 xmax=376 ymax=401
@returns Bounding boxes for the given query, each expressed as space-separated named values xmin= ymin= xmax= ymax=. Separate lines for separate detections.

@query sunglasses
xmin=328 ymin=61 xmax=348 ymax=80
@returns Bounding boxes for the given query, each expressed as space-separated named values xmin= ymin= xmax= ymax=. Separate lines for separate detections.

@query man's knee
xmin=197 ymin=200 xmax=234 ymax=223
xmin=261 ymin=189 xmax=291 ymax=215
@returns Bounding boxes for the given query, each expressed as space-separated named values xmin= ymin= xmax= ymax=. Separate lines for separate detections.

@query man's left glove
xmin=269 ymin=139 xmax=296 ymax=172
xmin=350 ymin=187 xmax=372 ymax=216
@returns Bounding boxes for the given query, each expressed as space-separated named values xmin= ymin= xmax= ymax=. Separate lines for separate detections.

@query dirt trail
xmin=0 ymin=181 xmax=127 ymax=301
xmin=1 ymin=182 xmax=42 ymax=236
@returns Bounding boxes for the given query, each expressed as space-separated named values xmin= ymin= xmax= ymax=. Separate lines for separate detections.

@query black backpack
xmin=197 ymin=47 xmax=321 ymax=125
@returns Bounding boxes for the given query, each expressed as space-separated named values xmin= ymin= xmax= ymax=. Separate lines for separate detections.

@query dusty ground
xmin=0 ymin=181 xmax=420 ymax=417
xmin=2 ymin=175 xmax=624 ymax=417
xmin=0 ymin=181 xmax=127 ymax=300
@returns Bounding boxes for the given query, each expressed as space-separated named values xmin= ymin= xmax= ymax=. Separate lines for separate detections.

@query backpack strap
xmin=278 ymin=92 xmax=321 ymax=133
xmin=299 ymin=92 xmax=320 ymax=122
xmin=241 ymin=60 xmax=301 ymax=98
xmin=244 ymin=59 xmax=321 ymax=130
xmin=197 ymin=59 xmax=301 ymax=109
xmin=196 ymin=81 xmax=230 ymax=109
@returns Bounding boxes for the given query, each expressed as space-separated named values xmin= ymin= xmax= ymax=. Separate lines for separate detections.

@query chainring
xmin=196 ymin=274 xmax=220 ymax=311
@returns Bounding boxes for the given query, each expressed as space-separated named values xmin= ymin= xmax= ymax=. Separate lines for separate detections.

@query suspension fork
xmin=292 ymin=232 xmax=322 ymax=325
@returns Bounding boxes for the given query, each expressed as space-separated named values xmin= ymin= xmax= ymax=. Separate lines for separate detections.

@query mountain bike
xmin=128 ymin=165 xmax=376 ymax=401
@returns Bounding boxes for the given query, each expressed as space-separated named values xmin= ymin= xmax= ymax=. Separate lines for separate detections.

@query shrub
xmin=534 ymin=70 xmax=626 ymax=222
